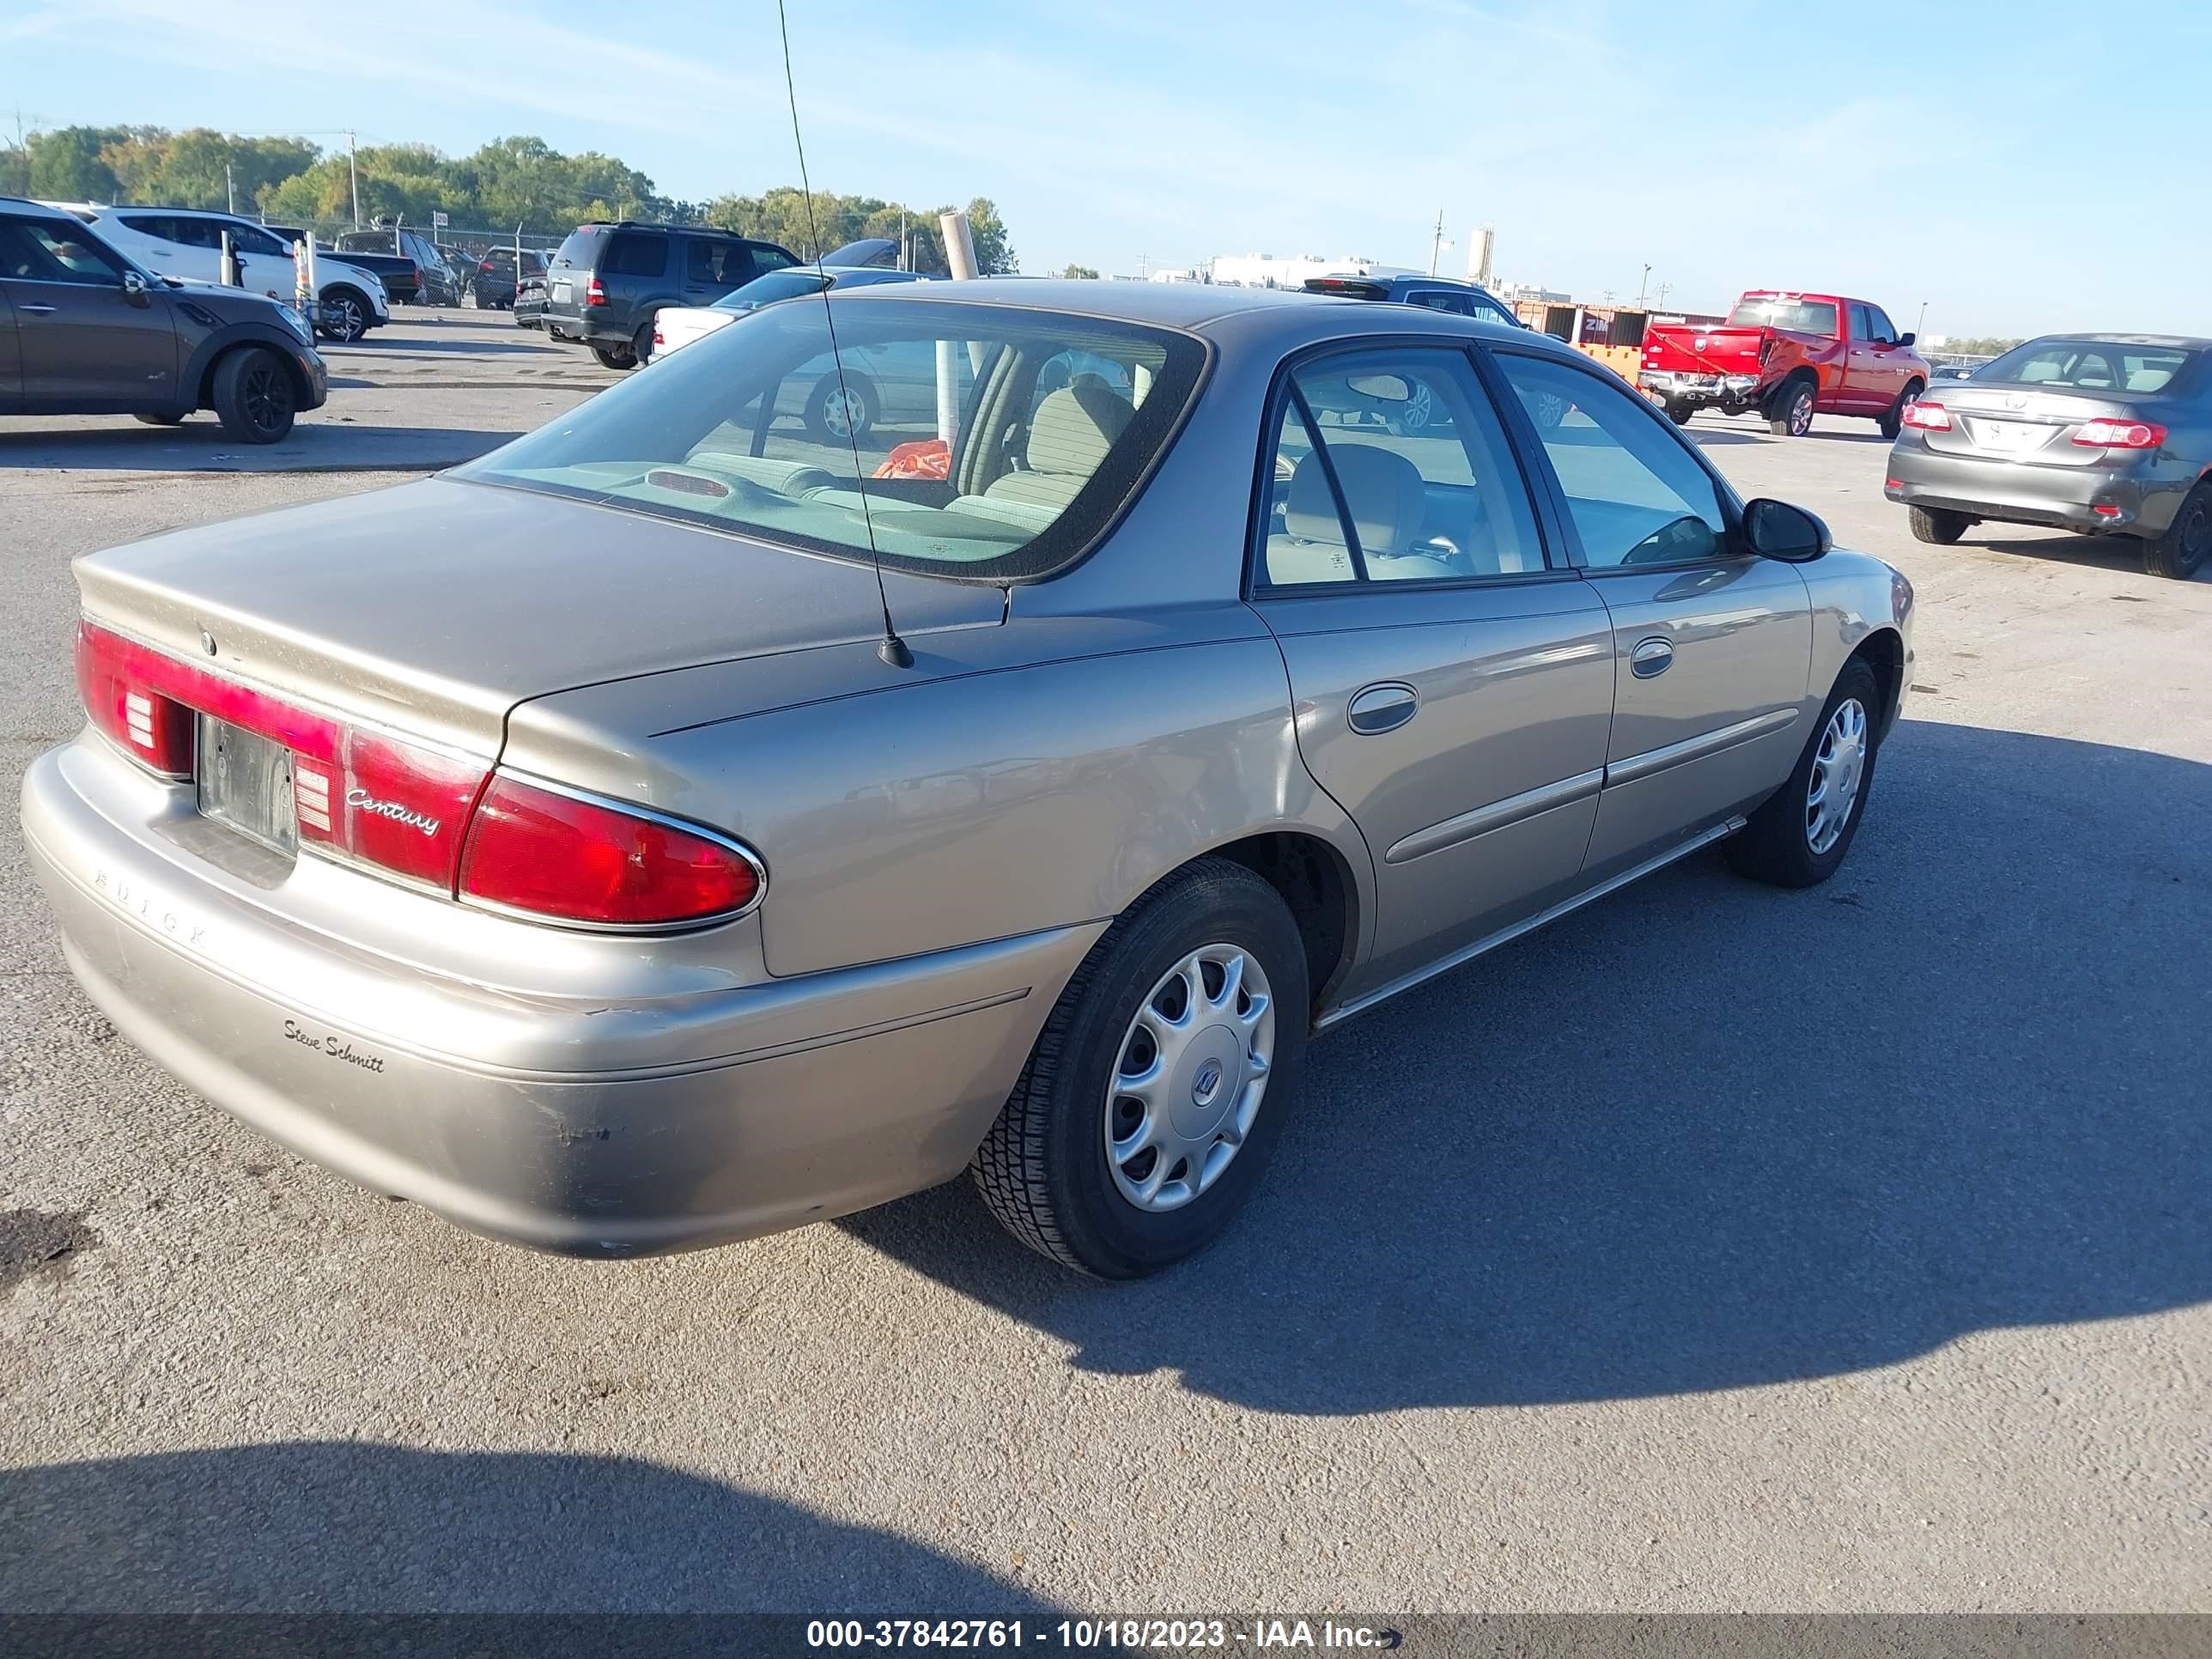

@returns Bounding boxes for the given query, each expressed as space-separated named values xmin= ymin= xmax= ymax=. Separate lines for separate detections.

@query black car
xmin=542 ymin=221 xmax=800 ymax=369
xmin=332 ymin=228 xmax=463 ymax=307
xmin=471 ymin=246 xmax=546 ymax=311
xmin=513 ymin=270 xmax=547 ymax=330
xmin=1 ymin=197 xmax=328 ymax=443
xmin=1302 ymin=272 xmax=1528 ymax=330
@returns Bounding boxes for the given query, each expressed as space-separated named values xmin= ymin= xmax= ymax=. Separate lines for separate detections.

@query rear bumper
xmin=1638 ymin=369 xmax=1762 ymax=410
xmin=1884 ymin=441 xmax=2193 ymax=536
xmin=21 ymin=736 xmax=1095 ymax=1257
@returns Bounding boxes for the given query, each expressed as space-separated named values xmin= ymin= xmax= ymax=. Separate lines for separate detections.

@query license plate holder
xmin=197 ymin=715 xmax=299 ymax=856
xmin=553 ymin=280 xmax=570 ymax=301
xmin=1974 ymin=419 xmax=2042 ymax=452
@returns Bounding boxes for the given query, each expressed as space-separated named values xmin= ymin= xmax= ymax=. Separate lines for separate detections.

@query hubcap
xmin=1791 ymin=389 xmax=1814 ymax=434
xmin=823 ymin=387 xmax=866 ymax=439
xmin=1806 ymin=697 xmax=1868 ymax=855
xmin=1396 ymin=383 xmax=1434 ymax=432
xmin=243 ymin=362 xmax=292 ymax=435
xmin=1105 ymin=944 xmax=1275 ymax=1213
xmin=2181 ymin=502 xmax=2209 ymax=571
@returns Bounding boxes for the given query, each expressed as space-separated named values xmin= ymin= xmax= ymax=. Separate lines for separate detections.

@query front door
xmin=0 ymin=283 xmax=19 ymax=407
xmin=1490 ymin=349 xmax=1813 ymax=880
xmin=1250 ymin=343 xmax=1616 ymax=1000
xmin=0 ymin=216 xmax=178 ymax=409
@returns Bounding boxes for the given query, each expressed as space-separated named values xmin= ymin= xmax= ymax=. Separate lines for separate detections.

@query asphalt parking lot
xmin=2 ymin=314 xmax=2207 ymax=1614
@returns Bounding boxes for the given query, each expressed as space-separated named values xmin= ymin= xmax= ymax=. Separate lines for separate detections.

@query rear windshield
xmin=550 ymin=228 xmax=606 ymax=270
xmin=714 ymin=268 xmax=832 ymax=311
xmin=1977 ymin=339 xmax=2196 ymax=395
xmin=1727 ymin=296 xmax=1838 ymax=334
xmin=456 ymin=297 xmax=1207 ymax=582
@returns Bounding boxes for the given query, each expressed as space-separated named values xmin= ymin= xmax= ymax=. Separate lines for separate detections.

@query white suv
xmin=49 ymin=205 xmax=391 ymax=342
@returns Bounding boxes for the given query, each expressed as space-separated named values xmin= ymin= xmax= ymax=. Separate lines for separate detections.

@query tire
xmin=318 ymin=288 xmax=370 ymax=343
xmin=1667 ymin=401 xmax=1695 ymax=427
xmin=1877 ymin=379 xmax=1923 ymax=440
xmin=804 ymin=372 xmax=880 ymax=444
xmin=132 ymin=412 xmax=185 ymax=427
xmin=631 ymin=319 xmax=655 ymax=367
xmin=1389 ymin=380 xmax=1437 ymax=434
xmin=1726 ymin=658 xmax=1881 ymax=889
xmin=1766 ymin=377 xmax=1817 ymax=437
xmin=1910 ymin=506 xmax=1970 ymax=545
xmin=2143 ymin=479 xmax=2211 ymax=580
xmin=591 ymin=340 xmax=638 ymax=371
xmin=969 ymin=857 xmax=1310 ymax=1279
xmin=210 ymin=347 xmax=298 ymax=445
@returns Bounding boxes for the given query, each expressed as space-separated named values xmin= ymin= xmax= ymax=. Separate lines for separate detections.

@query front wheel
xmin=1767 ymin=378 xmax=1817 ymax=437
xmin=970 ymin=858 xmax=1309 ymax=1278
xmin=804 ymin=373 xmax=879 ymax=443
xmin=210 ymin=347 xmax=298 ymax=444
xmin=1877 ymin=379 xmax=1923 ymax=440
xmin=1726 ymin=658 xmax=1881 ymax=889
xmin=2143 ymin=479 xmax=2211 ymax=580
xmin=318 ymin=289 xmax=369 ymax=343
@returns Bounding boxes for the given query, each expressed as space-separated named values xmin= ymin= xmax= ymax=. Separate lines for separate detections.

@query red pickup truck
xmin=1638 ymin=291 xmax=1929 ymax=437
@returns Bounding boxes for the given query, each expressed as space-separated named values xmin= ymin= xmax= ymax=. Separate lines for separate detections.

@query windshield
xmin=1727 ymin=296 xmax=1838 ymax=335
xmin=456 ymin=296 xmax=1206 ymax=582
xmin=1977 ymin=339 xmax=2196 ymax=395
xmin=714 ymin=268 xmax=832 ymax=312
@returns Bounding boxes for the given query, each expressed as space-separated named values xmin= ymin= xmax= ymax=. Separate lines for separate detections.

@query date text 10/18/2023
xmin=805 ymin=1620 xmax=1403 ymax=1650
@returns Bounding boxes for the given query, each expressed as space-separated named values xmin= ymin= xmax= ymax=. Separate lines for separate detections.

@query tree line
xmin=0 ymin=125 xmax=1016 ymax=271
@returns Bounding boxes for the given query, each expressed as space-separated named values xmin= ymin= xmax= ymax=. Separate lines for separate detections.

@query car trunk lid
xmin=1911 ymin=385 xmax=2155 ymax=467
xmin=72 ymin=476 xmax=1005 ymax=758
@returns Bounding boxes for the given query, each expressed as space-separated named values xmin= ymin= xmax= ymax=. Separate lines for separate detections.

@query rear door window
xmin=603 ymin=232 xmax=668 ymax=278
xmin=752 ymin=245 xmax=798 ymax=274
xmin=686 ymin=238 xmax=752 ymax=287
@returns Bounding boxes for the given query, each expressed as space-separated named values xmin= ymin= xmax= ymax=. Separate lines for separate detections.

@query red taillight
xmin=459 ymin=776 xmax=762 ymax=929
xmin=1901 ymin=400 xmax=1952 ymax=431
xmin=76 ymin=623 xmax=191 ymax=776
xmin=479 ymin=260 xmax=494 ymax=272
xmin=585 ymin=276 xmax=607 ymax=307
xmin=2073 ymin=419 xmax=2166 ymax=450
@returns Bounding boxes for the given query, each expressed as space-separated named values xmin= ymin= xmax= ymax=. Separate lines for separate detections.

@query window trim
xmin=1243 ymin=335 xmax=1574 ymax=601
xmin=1481 ymin=342 xmax=1750 ymax=576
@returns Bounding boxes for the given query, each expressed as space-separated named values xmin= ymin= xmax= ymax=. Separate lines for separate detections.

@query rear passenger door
xmin=0 ymin=283 xmax=19 ymax=409
xmin=1490 ymin=349 xmax=1813 ymax=882
xmin=1251 ymin=343 xmax=1616 ymax=1001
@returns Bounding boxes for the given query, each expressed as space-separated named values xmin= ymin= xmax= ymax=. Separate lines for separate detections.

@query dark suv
xmin=470 ymin=246 xmax=546 ymax=311
xmin=1 ymin=197 xmax=328 ymax=443
xmin=1302 ymin=272 xmax=1528 ymax=330
xmin=544 ymin=222 xmax=799 ymax=369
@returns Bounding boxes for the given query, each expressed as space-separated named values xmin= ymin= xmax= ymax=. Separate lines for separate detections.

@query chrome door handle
xmin=1631 ymin=638 xmax=1674 ymax=678
xmin=1347 ymin=682 xmax=1419 ymax=734
xmin=19 ymin=303 xmax=57 ymax=315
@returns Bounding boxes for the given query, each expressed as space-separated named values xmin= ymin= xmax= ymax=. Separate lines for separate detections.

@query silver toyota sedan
xmin=21 ymin=283 xmax=1915 ymax=1278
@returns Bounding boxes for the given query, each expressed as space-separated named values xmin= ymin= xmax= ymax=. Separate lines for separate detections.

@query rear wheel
xmin=591 ymin=340 xmax=639 ymax=371
xmin=2144 ymin=479 xmax=2211 ymax=580
xmin=1666 ymin=401 xmax=1695 ymax=427
xmin=318 ymin=288 xmax=370 ymax=343
xmin=1767 ymin=377 xmax=1817 ymax=437
xmin=210 ymin=347 xmax=298 ymax=445
xmin=1726 ymin=658 xmax=1881 ymax=889
xmin=970 ymin=858 xmax=1309 ymax=1278
xmin=1910 ymin=505 xmax=1970 ymax=545
xmin=805 ymin=373 xmax=879 ymax=443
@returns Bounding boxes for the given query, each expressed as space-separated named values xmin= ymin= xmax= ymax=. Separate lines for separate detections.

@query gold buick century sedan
xmin=21 ymin=281 xmax=1913 ymax=1277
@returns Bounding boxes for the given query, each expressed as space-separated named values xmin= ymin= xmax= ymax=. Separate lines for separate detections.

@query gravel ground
xmin=2 ymin=320 xmax=2206 ymax=1614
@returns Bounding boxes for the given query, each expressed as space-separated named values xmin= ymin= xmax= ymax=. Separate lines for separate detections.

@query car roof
xmin=829 ymin=276 xmax=1549 ymax=350
xmin=2024 ymin=331 xmax=2212 ymax=350
xmin=1 ymin=195 xmax=85 ymax=222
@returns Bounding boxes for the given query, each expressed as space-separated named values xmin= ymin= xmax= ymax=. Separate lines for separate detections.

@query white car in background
xmin=647 ymin=263 xmax=923 ymax=363
xmin=45 ymin=204 xmax=392 ymax=343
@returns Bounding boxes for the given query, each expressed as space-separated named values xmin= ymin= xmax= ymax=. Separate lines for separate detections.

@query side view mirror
xmin=121 ymin=268 xmax=150 ymax=307
xmin=1897 ymin=331 xmax=1916 ymax=348
xmin=1743 ymin=498 xmax=1832 ymax=562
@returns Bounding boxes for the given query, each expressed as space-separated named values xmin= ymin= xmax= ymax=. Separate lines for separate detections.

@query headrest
xmin=1284 ymin=444 xmax=1423 ymax=557
xmin=1027 ymin=382 xmax=1133 ymax=475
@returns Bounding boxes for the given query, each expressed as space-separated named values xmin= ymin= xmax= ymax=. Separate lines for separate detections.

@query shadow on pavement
xmin=329 ymin=337 xmax=554 ymax=357
xmin=0 ymin=424 xmax=521 ymax=474
xmin=0 ymin=1443 xmax=1048 ymax=1613
xmin=1971 ymin=531 xmax=2199 ymax=580
xmin=845 ymin=722 xmax=2212 ymax=1413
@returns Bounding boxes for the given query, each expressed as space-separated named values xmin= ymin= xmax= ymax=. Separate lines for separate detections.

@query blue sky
xmin=3 ymin=0 xmax=2206 ymax=337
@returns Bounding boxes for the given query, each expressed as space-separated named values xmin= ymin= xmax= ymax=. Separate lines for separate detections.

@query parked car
xmin=513 ymin=270 xmax=547 ymax=330
xmin=470 ymin=246 xmax=545 ymax=311
xmin=20 ymin=283 xmax=1912 ymax=1277
xmin=331 ymin=228 xmax=463 ymax=307
xmin=1639 ymin=292 xmax=1930 ymax=436
xmin=647 ymin=263 xmax=922 ymax=364
xmin=52 ymin=205 xmax=392 ymax=343
xmin=1301 ymin=271 xmax=1528 ymax=330
xmin=542 ymin=220 xmax=801 ymax=369
xmin=1885 ymin=333 xmax=2212 ymax=579
xmin=1929 ymin=364 xmax=1978 ymax=382
xmin=0 ymin=196 xmax=327 ymax=441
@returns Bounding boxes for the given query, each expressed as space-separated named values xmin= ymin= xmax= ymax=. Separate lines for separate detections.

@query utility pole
xmin=1656 ymin=282 xmax=1673 ymax=309
xmin=1429 ymin=209 xmax=1445 ymax=277
xmin=1638 ymin=263 xmax=1652 ymax=306
xmin=226 ymin=162 xmax=236 ymax=215
xmin=1917 ymin=300 xmax=1929 ymax=339
xmin=348 ymin=130 xmax=362 ymax=229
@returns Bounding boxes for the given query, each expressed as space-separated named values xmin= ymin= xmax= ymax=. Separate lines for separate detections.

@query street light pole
xmin=1638 ymin=263 xmax=1651 ymax=306
xmin=1917 ymin=300 xmax=1929 ymax=339
xmin=348 ymin=131 xmax=362 ymax=230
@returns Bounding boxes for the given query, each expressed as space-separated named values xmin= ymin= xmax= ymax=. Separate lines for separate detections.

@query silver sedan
xmin=21 ymin=283 xmax=1914 ymax=1277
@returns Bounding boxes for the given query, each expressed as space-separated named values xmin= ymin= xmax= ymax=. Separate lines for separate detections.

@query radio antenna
xmin=775 ymin=0 xmax=912 ymax=669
